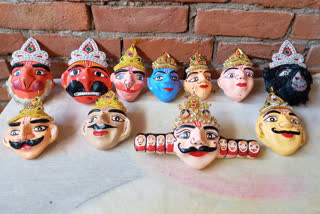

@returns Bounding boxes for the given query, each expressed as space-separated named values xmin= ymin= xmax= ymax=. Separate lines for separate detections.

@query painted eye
xmin=112 ymin=116 xmax=124 ymax=122
xmin=154 ymin=76 xmax=163 ymax=81
xmin=189 ymin=77 xmax=198 ymax=83
xmin=10 ymin=130 xmax=20 ymax=136
xmin=172 ymin=76 xmax=178 ymax=81
xmin=137 ymin=75 xmax=144 ymax=81
xmin=266 ymin=116 xmax=278 ymax=122
xmin=177 ymin=131 xmax=190 ymax=139
xmin=278 ymin=69 xmax=291 ymax=77
xmin=13 ymin=70 xmax=21 ymax=76
xmin=70 ymin=69 xmax=80 ymax=76
xmin=89 ymin=117 xmax=97 ymax=123
xmin=290 ymin=118 xmax=299 ymax=124
xmin=34 ymin=126 xmax=48 ymax=132
xmin=94 ymin=71 xmax=105 ymax=77
xmin=247 ymin=72 xmax=253 ymax=77
xmin=206 ymin=76 xmax=211 ymax=81
xmin=226 ymin=73 xmax=235 ymax=78
xmin=116 ymin=74 xmax=123 ymax=80
xmin=207 ymin=133 xmax=217 ymax=140
xmin=35 ymin=70 xmax=45 ymax=75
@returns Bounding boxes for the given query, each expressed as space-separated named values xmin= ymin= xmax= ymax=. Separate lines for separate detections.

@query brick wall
xmin=0 ymin=0 xmax=319 ymax=113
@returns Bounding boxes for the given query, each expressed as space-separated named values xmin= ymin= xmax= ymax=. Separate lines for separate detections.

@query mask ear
xmin=110 ymin=73 xmax=115 ymax=83
xmin=61 ymin=70 xmax=68 ymax=89
xmin=217 ymin=77 xmax=222 ymax=89
xmin=301 ymin=129 xmax=306 ymax=146
xmin=3 ymin=136 xmax=10 ymax=148
xmin=147 ymin=78 xmax=152 ymax=90
xmin=81 ymin=122 xmax=87 ymax=136
xmin=120 ymin=118 xmax=132 ymax=141
xmin=50 ymin=124 xmax=58 ymax=143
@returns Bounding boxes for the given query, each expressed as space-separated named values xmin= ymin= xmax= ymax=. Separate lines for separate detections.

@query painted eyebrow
xmin=108 ymin=109 xmax=126 ymax=116
xmin=244 ymin=67 xmax=254 ymax=72
xmin=175 ymin=124 xmax=196 ymax=132
xmin=88 ymin=109 xmax=101 ymax=115
xmin=114 ymin=69 xmax=128 ymax=74
xmin=154 ymin=71 xmax=166 ymax=75
xmin=263 ymin=110 xmax=281 ymax=118
xmin=289 ymin=112 xmax=298 ymax=117
xmin=9 ymin=122 xmax=21 ymax=127
xmin=169 ymin=71 xmax=178 ymax=75
xmin=223 ymin=67 xmax=238 ymax=74
xmin=203 ymin=126 xmax=219 ymax=133
xmin=10 ymin=63 xmax=24 ymax=73
xmin=133 ymin=71 xmax=146 ymax=76
xmin=187 ymin=71 xmax=198 ymax=78
xmin=30 ymin=119 xmax=50 ymax=124
xmin=67 ymin=64 xmax=85 ymax=71
xmin=90 ymin=66 xmax=107 ymax=73
xmin=32 ymin=64 xmax=50 ymax=72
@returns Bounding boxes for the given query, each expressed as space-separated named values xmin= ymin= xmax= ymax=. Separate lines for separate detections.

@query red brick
xmin=291 ymin=14 xmax=320 ymax=40
xmin=0 ymin=60 xmax=10 ymax=80
xmin=215 ymin=42 xmax=306 ymax=64
xmin=130 ymin=0 xmax=227 ymax=2
xmin=195 ymin=9 xmax=294 ymax=39
xmin=309 ymin=68 xmax=320 ymax=74
xmin=306 ymin=45 xmax=320 ymax=66
xmin=123 ymin=38 xmax=213 ymax=63
xmin=0 ymin=2 xmax=90 ymax=31
xmin=0 ymin=86 xmax=11 ymax=101
xmin=232 ymin=0 xmax=320 ymax=9
xmin=51 ymin=61 xmax=69 ymax=79
xmin=31 ymin=34 xmax=121 ymax=59
xmin=92 ymin=6 xmax=188 ymax=33
xmin=0 ymin=33 xmax=26 ymax=55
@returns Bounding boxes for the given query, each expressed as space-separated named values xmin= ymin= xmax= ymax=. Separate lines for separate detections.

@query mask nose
xmin=81 ymin=69 xmax=93 ymax=92
xmin=278 ymin=118 xmax=293 ymax=129
xmin=21 ymin=125 xmax=35 ymax=141
xmin=124 ymin=73 xmax=134 ymax=90
xmin=20 ymin=67 xmax=35 ymax=90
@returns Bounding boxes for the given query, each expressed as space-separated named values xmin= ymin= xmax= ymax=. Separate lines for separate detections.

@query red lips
xmin=93 ymin=131 xmax=109 ymax=136
xmin=122 ymin=89 xmax=138 ymax=94
xmin=199 ymin=85 xmax=208 ymax=88
xmin=164 ymin=88 xmax=173 ymax=92
xmin=281 ymin=133 xmax=294 ymax=138
xmin=20 ymin=144 xmax=32 ymax=150
xmin=236 ymin=83 xmax=247 ymax=87
xmin=189 ymin=151 xmax=208 ymax=157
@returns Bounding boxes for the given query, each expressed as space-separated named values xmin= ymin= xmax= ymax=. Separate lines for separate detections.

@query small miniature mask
xmin=7 ymin=38 xmax=54 ymax=104
xmin=148 ymin=52 xmax=182 ymax=102
xmin=135 ymin=95 xmax=260 ymax=170
xmin=255 ymin=90 xmax=305 ymax=156
xmin=263 ymin=40 xmax=312 ymax=106
xmin=217 ymin=49 xmax=254 ymax=102
xmin=184 ymin=53 xmax=212 ymax=100
xmin=3 ymin=97 xmax=58 ymax=159
xmin=61 ymin=38 xmax=112 ymax=104
xmin=111 ymin=41 xmax=146 ymax=102
xmin=81 ymin=91 xmax=131 ymax=150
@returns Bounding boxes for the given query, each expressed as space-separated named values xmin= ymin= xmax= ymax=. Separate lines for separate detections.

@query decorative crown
xmin=114 ymin=39 xmax=146 ymax=72
xmin=11 ymin=37 xmax=49 ymax=66
xmin=69 ymin=38 xmax=108 ymax=68
xmin=8 ymin=97 xmax=53 ymax=124
xmin=152 ymin=52 xmax=178 ymax=71
xmin=269 ymin=40 xmax=306 ymax=69
xmin=259 ymin=88 xmax=294 ymax=115
xmin=91 ymin=91 xmax=126 ymax=113
xmin=173 ymin=95 xmax=219 ymax=129
xmin=223 ymin=48 xmax=253 ymax=70
xmin=186 ymin=52 xmax=209 ymax=74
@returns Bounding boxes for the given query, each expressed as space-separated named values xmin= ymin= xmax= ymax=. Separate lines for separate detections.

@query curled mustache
xmin=271 ymin=128 xmax=300 ymax=135
xmin=9 ymin=136 xmax=44 ymax=150
xmin=87 ymin=124 xmax=116 ymax=130
xmin=178 ymin=143 xmax=217 ymax=153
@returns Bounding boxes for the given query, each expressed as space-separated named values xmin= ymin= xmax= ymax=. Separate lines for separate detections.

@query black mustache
xmin=271 ymin=128 xmax=300 ymax=135
xmin=88 ymin=124 xmax=116 ymax=130
xmin=178 ymin=143 xmax=217 ymax=153
xmin=9 ymin=136 xmax=44 ymax=149
xmin=66 ymin=80 xmax=108 ymax=97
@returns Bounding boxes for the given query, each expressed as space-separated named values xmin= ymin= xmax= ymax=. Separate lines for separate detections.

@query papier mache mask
xmin=134 ymin=95 xmax=260 ymax=170
xmin=7 ymin=38 xmax=54 ymax=104
xmin=61 ymin=38 xmax=112 ymax=104
xmin=111 ymin=41 xmax=147 ymax=102
xmin=263 ymin=40 xmax=312 ymax=106
xmin=255 ymin=90 xmax=305 ymax=156
xmin=184 ymin=53 xmax=212 ymax=100
xmin=148 ymin=52 xmax=182 ymax=102
xmin=81 ymin=91 xmax=132 ymax=150
xmin=3 ymin=97 xmax=58 ymax=159
xmin=217 ymin=49 xmax=254 ymax=102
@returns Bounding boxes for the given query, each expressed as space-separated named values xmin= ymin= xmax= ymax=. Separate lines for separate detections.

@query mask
xmin=148 ymin=52 xmax=182 ymax=102
xmin=7 ymin=38 xmax=54 ymax=104
xmin=61 ymin=38 xmax=112 ymax=104
xmin=3 ymin=97 xmax=58 ymax=159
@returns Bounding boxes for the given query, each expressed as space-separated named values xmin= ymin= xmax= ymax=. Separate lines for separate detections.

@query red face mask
xmin=9 ymin=61 xmax=54 ymax=101
xmin=61 ymin=61 xmax=112 ymax=104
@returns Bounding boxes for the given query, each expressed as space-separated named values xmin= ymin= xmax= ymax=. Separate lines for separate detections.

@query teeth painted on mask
xmin=74 ymin=92 xmax=101 ymax=96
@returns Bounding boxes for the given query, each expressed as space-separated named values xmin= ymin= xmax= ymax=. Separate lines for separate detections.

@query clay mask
xmin=3 ymin=97 xmax=58 ymax=159
xmin=7 ymin=38 xmax=54 ymax=104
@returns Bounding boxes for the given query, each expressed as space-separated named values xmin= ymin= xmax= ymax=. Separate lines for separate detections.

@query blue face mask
xmin=148 ymin=68 xmax=182 ymax=102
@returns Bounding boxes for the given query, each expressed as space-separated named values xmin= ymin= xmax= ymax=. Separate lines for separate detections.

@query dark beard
xmin=178 ymin=143 xmax=217 ymax=153
xmin=9 ymin=136 xmax=44 ymax=149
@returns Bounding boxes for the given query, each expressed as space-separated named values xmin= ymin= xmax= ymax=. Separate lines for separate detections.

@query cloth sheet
xmin=0 ymin=75 xmax=319 ymax=214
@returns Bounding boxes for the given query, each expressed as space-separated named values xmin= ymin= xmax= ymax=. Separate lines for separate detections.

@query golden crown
xmin=8 ymin=97 xmax=53 ymax=124
xmin=223 ymin=48 xmax=253 ymax=70
xmin=173 ymin=95 xmax=219 ymax=129
xmin=91 ymin=91 xmax=126 ymax=113
xmin=114 ymin=39 xmax=146 ymax=72
xmin=186 ymin=52 xmax=209 ymax=74
xmin=259 ymin=89 xmax=293 ymax=115
xmin=152 ymin=52 xmax=178 ymax=70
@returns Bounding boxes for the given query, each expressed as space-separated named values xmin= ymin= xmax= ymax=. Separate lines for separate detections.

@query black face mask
xmin=66 ymin=80 xmax=108 ymax=97
xmin=9 ymin=136 xmax=44 ymax=150
xmin=178 ymin=143 xmax=217 ymax=153
xmin=87 ymin=124 xmax=116 ymax=131
xmin=263 ymin=64 xmax=313 ymax=106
